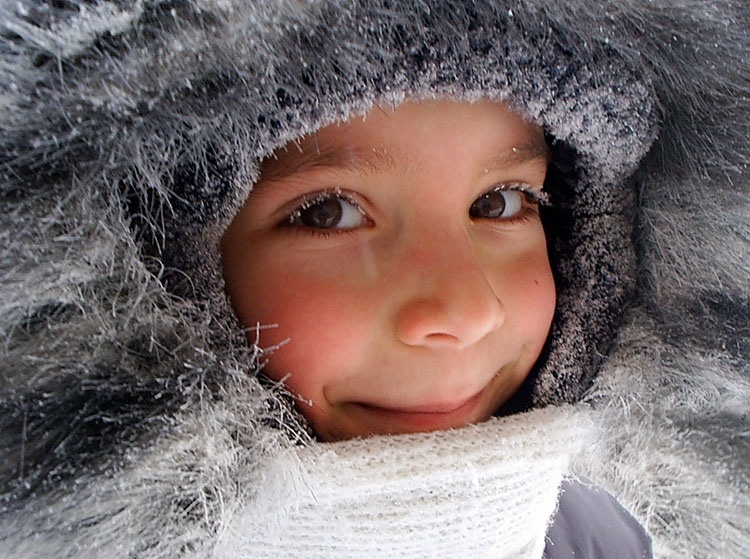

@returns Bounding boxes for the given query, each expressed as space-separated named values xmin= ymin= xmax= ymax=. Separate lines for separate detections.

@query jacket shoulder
xmin=545 ymin=478 xmax=652 ymax=559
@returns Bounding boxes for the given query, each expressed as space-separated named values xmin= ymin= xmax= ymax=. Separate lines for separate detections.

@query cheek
xmin=519 ymin=257 xmax=556 ymax=345
xmin=230 ymin=261 xmax=374 ymax=402
xmin=496 ymin=246 xmax=556 ymax=349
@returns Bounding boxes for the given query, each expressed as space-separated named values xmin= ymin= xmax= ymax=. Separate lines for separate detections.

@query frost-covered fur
xmin=1 ymin=1 xmax=748 ymax=558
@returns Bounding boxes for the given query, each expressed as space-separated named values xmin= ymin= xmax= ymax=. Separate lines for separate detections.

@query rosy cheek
xmin=526 ymin=264 xmax=556 ymax=343
xmin=247 ymin=279 xmax=370 ymax=404
xmin=502 ymin=251 xmax=556 ymax=342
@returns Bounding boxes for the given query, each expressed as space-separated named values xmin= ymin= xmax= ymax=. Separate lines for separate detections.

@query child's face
xmin=222 ymin=100 xmax=555 ymax=441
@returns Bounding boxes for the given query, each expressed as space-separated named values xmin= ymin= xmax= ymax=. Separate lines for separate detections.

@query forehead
xmin=259 ymin=100 xmax=548 ymax=182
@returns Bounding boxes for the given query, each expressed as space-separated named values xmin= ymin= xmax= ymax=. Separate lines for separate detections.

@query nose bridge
xmin=394 ymin=222 xmax=505 ymax=348
xmin=411 ymin=224 xmax=479 ymax=287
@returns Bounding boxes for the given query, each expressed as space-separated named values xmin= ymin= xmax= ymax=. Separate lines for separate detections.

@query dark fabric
xmin=545 ymin=479 xmax=652 ymax=559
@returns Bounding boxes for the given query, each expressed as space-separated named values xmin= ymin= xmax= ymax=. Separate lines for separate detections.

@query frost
xmin=4 ymin=1 xmax=146 ymax=59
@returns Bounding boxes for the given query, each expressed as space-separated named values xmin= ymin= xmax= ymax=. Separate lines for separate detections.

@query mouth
xmin=381 ymin=393 xmax=481 ymax=414
xmin=351 ymin=390 xmax=486 ymax=434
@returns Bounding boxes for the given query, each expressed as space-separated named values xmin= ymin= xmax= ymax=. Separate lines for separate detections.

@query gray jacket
xmin=547 ymin=480 xmax=652 ymax=559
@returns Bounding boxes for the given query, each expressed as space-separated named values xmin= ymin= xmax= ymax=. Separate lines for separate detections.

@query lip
xmin=352 ymin=390 xmax=485 ymax=433
xmin=381 ymin=393 xmax=481 ymax=414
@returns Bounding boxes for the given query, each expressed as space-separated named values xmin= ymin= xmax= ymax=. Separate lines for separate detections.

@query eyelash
xmin=282 ymin=189 xmax=368 ymax=237
xmin=499 ymin=182 xmax=550 ymax=206
xmin=480 ymin=183 xmax=550 ymax=224
xmin=280 ymin=183 xmax=548 ymax=237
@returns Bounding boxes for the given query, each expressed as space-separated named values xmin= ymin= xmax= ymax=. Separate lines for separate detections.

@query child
xmin=220 ymin=98 xmax=653 ymax=557
xmin=221 ymin=100 xmax=557 ymax=443
xmin=1 ymin=1 xmax=748 ymax=558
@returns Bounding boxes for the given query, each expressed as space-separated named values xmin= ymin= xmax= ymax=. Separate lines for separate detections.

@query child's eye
xmin=288 ymin=192 xmax=368 ymax=230
xmin=469 ymin=184 xmax=543 ymax=220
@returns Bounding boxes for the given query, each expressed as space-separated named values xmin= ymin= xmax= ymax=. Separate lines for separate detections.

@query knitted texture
xmin=216 ymin=407 xmax=588 ymax=559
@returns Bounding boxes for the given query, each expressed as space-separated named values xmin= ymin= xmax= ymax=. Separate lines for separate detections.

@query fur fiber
xmin=0 ymin=1 xmax=748 ymax=557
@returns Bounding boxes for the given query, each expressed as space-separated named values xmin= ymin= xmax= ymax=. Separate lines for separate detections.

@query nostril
xmin=395 ymin=291 xmax=505 ymax=348
xmin=394 ymin=300 xmax=451 ymax=347
xmin=423 ymin=332 xmax=462 ymax=346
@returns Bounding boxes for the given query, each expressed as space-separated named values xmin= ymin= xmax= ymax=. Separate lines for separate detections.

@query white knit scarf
xmin=214 ymin=406 xmax=591 ymax=559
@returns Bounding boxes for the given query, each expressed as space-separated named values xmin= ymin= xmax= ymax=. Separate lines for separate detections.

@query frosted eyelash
xmin=286 ymin=189 xmax=366 ymax=225
xmin=491 ymin=182 xmax=551 ymax=206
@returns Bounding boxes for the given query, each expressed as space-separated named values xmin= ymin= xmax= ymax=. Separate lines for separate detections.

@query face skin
xmin=221 ymin=99 xmax=556 ymax=442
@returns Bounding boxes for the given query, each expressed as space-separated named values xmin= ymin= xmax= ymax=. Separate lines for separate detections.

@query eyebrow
xmin=257 ymin=133 xmax=550 ymax=184
xmin=258 ymin=141 xmax=397 ymax=183
xmin=480 ymin=140 xmax=550 ymax=172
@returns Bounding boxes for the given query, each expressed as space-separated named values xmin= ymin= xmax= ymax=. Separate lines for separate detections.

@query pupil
xmin=470 ymin=191 xmax=506 ymax=218
xmin=300 ymin=198 xmax=342 ymax=228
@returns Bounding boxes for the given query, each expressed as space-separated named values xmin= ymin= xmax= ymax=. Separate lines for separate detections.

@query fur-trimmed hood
xmin=1 ymin=1 xmax=748 ymax=557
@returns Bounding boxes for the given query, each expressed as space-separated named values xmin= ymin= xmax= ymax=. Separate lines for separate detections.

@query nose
xmin=394 ymin=231 xmax=505 ymax=349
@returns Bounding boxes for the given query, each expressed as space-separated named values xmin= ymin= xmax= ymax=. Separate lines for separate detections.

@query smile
xmin=352 ymin=390 xmax=486 ymax=434
xmin=381 ymin=393 xmax=482 ymax=414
